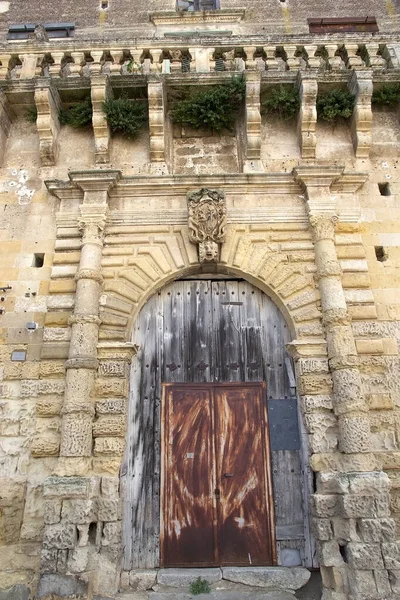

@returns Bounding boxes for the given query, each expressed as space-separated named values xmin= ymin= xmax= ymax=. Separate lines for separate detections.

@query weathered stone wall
xmin=0 ymin=0 xmax=398 ymax=38
xmin=1 ymin=4 xmax=400 ymax=598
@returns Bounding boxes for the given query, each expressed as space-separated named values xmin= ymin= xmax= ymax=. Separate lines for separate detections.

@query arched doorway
xmin=123 ymin=277 xmax=313 ymax=570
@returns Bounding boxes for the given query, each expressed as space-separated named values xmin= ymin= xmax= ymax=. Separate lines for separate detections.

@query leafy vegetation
xmin=316 ymin=89 xmax=355 ymax=122
xmin=189 ymin=577 xmax=211 ymax=595
xmin=372 ymin=83 xmax=400 ymax=107
xmin=25 ymin=105 xmax=38 ymax=123
xmin=102 ymin=96 xmax=148 ymax=137
xmin=261 ymin=85 xmax=300 ymax=120
xmin=59 ymin=98 xmax=93 ymax=127
xmin=170 ymin=75 xmax=246 ymax=133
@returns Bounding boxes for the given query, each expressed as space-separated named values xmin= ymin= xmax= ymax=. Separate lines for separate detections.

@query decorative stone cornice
xmin=294 ymin=166 xmax=344 ymax=190
xmin=150 ymin=9 xmax=245 ymax=25
xmin=68 ymin=170 xmax=121 ymax=193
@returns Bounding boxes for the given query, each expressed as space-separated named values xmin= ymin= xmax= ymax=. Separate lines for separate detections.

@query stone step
xmin=117 ymin=591 xmax=296 ymax=600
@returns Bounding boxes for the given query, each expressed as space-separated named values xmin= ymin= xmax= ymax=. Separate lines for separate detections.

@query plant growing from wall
xmin=261 ymin=85 xmax=300 ymax=120
xmin=189 ymin=577 xmax=211 ymax=595
xmin=102 ymin=96 xmax=148 ymax=137
xmin=59 ymin=98 xmax=93 ymax=127
xmin=25 ymin=105 xmax=38 ymax=123
xmin=316 ymin=89 xmax=355 ymax=122
xmin=372 ymin=83 xmax=400 ymax=107
xmin=170 ymin=75 xmax=246 ymax=133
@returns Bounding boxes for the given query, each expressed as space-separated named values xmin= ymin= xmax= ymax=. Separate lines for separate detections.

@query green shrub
xmin=59 ymin=98 xmax=93 ymax=127
xmin=102 ymin=97 xmax=148 ymax=137
xmin=189 ymin=577 xmax=211 ymax=595
xmin=261 ymin=85 xmax=300 ymax=120
xmin=317 ymin=89 xmax=355 ymax=122
xmin=170 ymin=75 xmax=246 ymax=133
xmin=25 ymin=105 xmax=38 ymax=123
xmin=372 ymin=83 xmax=400 ymax=107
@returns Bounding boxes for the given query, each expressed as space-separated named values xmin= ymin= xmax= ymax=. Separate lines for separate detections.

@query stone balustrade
xmin=0 ymin=40 xmax=396 ymax=80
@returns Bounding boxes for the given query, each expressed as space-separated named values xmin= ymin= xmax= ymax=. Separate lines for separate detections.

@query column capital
xmin=309 ymin=213 xmax=338 ymax=241
xmin=69 ymin=169 xmax=121 ymax=194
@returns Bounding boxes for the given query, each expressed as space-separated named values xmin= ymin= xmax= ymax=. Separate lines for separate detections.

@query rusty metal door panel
xmin=162 ymin=384 xmax=217 ymax=567
xmin=214 ymin=384 xmax=273 ymax=566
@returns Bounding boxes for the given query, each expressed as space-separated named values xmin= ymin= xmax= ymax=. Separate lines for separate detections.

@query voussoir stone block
xmin=221 ymin=567 xmax=311 ymax=590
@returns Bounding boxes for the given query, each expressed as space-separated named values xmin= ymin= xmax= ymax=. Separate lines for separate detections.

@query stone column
xmin=348 ymin=70 xmax=373 ymax=159
xmin=295 ymin=166 xmax=370 ymax=455
xmin=244 ymin=71 xmax=263 ymax=173
xmin=295 ymin=166 xmax=397 ymax=600
xmin=57 ymin=171 xmax=120 ymax=477
xmin=34 ymin=79 xmax=61 ymax=166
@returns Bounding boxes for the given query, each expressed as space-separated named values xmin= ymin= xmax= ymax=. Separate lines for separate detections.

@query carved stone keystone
xmin=187 ymin=188 xmax=227 ymax=262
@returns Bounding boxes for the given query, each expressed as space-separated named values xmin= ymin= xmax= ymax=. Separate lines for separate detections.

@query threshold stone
xmin=221 ymin=567 xmax=311 ymax=590
xmin=157 ymin=568 xmax=222 ymax=586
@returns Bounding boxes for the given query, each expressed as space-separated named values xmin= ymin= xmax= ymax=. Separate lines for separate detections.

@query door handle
xmin=224 ymin=473 xmax=234 ymax=478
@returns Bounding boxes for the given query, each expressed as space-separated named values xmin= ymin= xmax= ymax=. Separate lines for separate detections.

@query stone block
xmin=93 ymin=416 xmax=125 ymax=437
xmin=348 ymin=568 xmax=377 ymax=597
xmin=36 ymin=397 xmax=62 ymax=416
xmin=61 ymin=499 xmax=96 ymax=524
xmin=331 ymin=518 xmax=360 ymax=543
xmin=67 ymin=546 xmax=90 ymax=574
xmin=44 ymin=500 xmax=62 ymax=524
xmin=102 ymin=521 xmax=122 ymax=546
xmin=129 ymin=569 xmax=157 ymax=591
xmin=40 ymin=548 xmax=59 ymax=574
xmin=346 ymin=543 xmax=384 ymax=570
xmin=37 ymin=573 xmax=87 ymax=598
xmin=94 ymin=437 xmax=125 ymax=456
xmin=317 ymin=473 xmax=349 ymax=495
xmin=348 ymin=472 xmax=390 ymax=496
xmin=338 ymin=495 xmax=376 ymax=519
xmin=96 ymin=399 xmax=126 ymax=415
xmin=0 ymin=584 xmax=30 ymax=600
xmin=43 ymin=523 xmax=77 ymax=549
xmin=43 ymin=476 xmax=90 ymax=499
xmin=316 ymin=541 xmax=345 ymax=568
xmin=221 ymin=566 xmax=310 ymax=590
xmin=389 ymin=570 xmax=400 ymax=594
xmin=101 ymin=477 xmax=119 ymax=499
xmin=358 ymin=518 xmax=396 ymax=543
xmin=311 ymin=518 xmax=332 ymax=541
xmin=382 ymin=543 xmax=400 ymax=569
xmin=31 ymin=433 xmax=60 ymax=457
xmin=97 ymin=498 xmax=122 ymax=522
xmin=310 ymin=494 xmax=338 ymax=518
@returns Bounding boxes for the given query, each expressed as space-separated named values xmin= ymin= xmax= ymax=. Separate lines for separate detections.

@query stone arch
xmin=99 ymin=226 xmax=321 ymax=343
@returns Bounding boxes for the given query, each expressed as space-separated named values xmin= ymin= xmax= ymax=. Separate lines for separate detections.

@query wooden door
xmin=124 ymin=279 xmax=313 ymax=570
xmin=161 ymin=382 xmax=274 ymax=567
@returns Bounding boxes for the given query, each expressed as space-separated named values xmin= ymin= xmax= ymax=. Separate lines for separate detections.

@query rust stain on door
xmin=161 ymin=382 xmax=275 ymax=567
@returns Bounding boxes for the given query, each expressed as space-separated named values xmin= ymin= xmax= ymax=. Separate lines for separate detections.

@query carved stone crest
xmin=187 ymin=188 xmax=227 ymax=262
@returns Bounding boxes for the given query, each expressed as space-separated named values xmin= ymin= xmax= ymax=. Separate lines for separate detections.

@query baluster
xmin=344 ymin=44 xmax=365 ymax=69
xmin=283 ymin=44 xmax=301 ymax=70
xmin=48 ymin=51 xmax=65 ymax=78
xmin=68 ymin=51 xmax=85 ymax=77
xmin=325 ymin=44 xmax=344 ymax=70
xmin=89 ymin=51 xmax=104 ymax=76
xmin=304 ymin=45 xmax=321 ymax=70
xmin=150 ymin=49 xmax=163 ymax=74
xmin=109 ymin=50 xmax=124 ymax=75
xmin=243 ymin=46 xmax=257 ymax=70
xmin=0 ymin=53 xmax=12 ymax=79
xmin=365 ymin=43 xmax=387 ymax=71
xmin=129 ymin=49 xmax=143 ymax=74
xmin=263 ymin=46 xmax=279 ymax=71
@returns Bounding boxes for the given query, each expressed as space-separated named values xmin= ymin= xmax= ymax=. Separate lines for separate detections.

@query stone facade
xmin=1 ymin=1 xmax=400 ymax=600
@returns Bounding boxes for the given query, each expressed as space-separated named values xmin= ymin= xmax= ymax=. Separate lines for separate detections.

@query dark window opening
xmin=100 ymin=0 xmax=109 ymax=8
xmin=88 ymin=523 xmax=98 ymax=545
xmin=7 ymin=22 xmax=75 ymax=41
xmin=375 ymin=246 xmax=388 ymax=262
xmin=378 ymin=182 xmax=391 ymax=196
xmin=308 ymin=16 xmax=378 ymax=34
xmin=176 ymin=0 xmax=219 ymax=11
xmin=33 ymin=253 xmax=44 ymax=268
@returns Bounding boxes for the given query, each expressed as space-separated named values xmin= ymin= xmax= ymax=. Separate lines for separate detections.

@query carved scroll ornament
xmin=187 ymin=188 xmax=227 ymax=262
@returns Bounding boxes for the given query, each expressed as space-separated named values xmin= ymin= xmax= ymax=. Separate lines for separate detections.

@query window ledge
xmin=150 ymin=9 xmax=245 ymax=26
